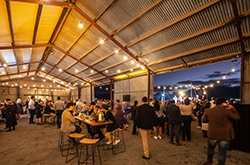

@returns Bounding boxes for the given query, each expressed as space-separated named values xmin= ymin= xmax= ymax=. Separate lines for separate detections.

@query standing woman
xmin=179 ymin=98 xmax=193 ymax=141
xmin=16 ymin=98 xmax=23 ymax=119
xmin=36 ymin=100 xmax=43 ymax=125
xmin=153 ymin=100 xmax=164 ymax=139
xmin=114 ymin=99 xmax=126 ymax=129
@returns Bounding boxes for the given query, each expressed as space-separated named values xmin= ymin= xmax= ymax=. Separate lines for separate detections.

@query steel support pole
xmin=148 ymin=70 xmax=151 ymax=100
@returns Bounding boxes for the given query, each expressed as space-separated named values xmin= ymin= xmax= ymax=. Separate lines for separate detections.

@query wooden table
xmin=75 ymin=117 xmax=113 ymax=126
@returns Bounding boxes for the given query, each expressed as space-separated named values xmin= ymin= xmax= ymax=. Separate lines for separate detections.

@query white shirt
xmin=61 ymin=109 xmax=76 ymax=132
xmin=76 ymin=101 xmax=83 ymax=112
xmin=28 ymin=99 xmax=35 ymax=110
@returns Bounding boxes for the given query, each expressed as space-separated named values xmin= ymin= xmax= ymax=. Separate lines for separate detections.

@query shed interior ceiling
xmin=0 ymin=0 xmax=249 ymax=88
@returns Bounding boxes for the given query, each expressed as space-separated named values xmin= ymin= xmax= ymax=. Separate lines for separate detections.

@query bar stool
xmin=103 ymin=128 xmax=126 ymax=155
xmin=58 ymin=130 xmax=71 ymax=157
xmin=78 ymin=138 xmax=101 ymax=165
xmin=66 ymin=133 xmax=86 ymax=163
xmin=44 ymin=114 xmax=52 ymax=125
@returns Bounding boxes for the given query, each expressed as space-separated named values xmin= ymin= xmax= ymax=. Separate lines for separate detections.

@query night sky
xmin=154 ymin=59 xmax=241 ymax=88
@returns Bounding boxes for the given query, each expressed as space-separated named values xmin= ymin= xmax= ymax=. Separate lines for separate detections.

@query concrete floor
xmin=0 ymin=116 xmax=250 ymax=165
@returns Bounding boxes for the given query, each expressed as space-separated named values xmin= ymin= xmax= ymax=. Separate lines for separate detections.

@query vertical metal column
xmin=78 ymin=85 xmax=81 ymax=100
xmin=90 ymin=84 xmax=93 ymax=102
xmin=110 ymin=80 xmax=114 ymax=109
xmin=148 ymin=70 xmax=150 ymax=100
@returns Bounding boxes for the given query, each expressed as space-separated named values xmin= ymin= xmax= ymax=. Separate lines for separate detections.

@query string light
xmin=131 ymin=61 xmax=134 ymax=64
xmin=210 ymin=84 xmax=214 ymax=87
xmin=2 ymin=72 xmax=5 ymax=74
xmin=28 ymin=87 xmax=30 ymax=89
xmin=100 ymin=39 xmax=104 ymax=44
xmin=137 ymin=64 xmax=140 ymax=67
xmin=231 ymin=68 xmax=235 ymax=72
xmin=3 ymin=64 xmax=7 ymax=67
xmin=24 ymin=84 xmax=26 ymax=86
xmin=117 ymin=70 xmax=120 ymax=73
xmin=123 ymin=56 xmax=127 ymax=60
xmin=33 ymin=85 xmax=35 ymax=87
xmin=217 ymin=80 xmax=220 ymax=83
xmin=175 ymin=87 xmax=178 ymax=89
xmin=79 ymin=22 xmax=83 ymax=28
xmin=180 ymin=86 xmax=182 ymax=88
xmin=6 ymin=82 xmax=8 ymax=85
xmin=222 ymin=76 xmax=226 ymax=79
xmin=105 ymin=70 xmax=108 ymax=73
xmin=41 ymin=85 xmax=44 ymax=87
xmin=23 ymin=66 xmax=26 ymax=69
xmin=15 ymin=83 xmax=18 ymax=86
xmin=75 ymin=69 xmax=78 ymax=73
xmin=11 ymin=84 xmax=14 ymax=87
xmin=59 ymin=69 xmax=62 ymax=72
xmin=31 ymin=77 xmax=34 ymax=80
xmin=157 ymin=86 xmax=160 ymax=89
xmin=43 ymin=79 xmax=46 ymax=82
xmin=42 ymin=67 xmax=45 ymax=71
xmin=20 ymin=86 xmax=22 ymax=88
xmin=130 ymin=69 xmax=133 ymax=72
xmin=91 ymin=70 xmax=93 ymax=73
xmin=115 ymin=50 xmax=119 ymax=53
xmin=205 ymin=86 xmax=207 ymax=88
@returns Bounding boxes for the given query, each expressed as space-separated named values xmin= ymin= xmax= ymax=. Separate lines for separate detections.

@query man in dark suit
xmin=136 ymin=97 xmax=156 ymax=159
xmin=131 ymin=100 xmax=138 ymax=135
xmin=202 ymin=98 xmax=240 ymax=165
xmin=166 ymin=100 xmax=183 ymax=146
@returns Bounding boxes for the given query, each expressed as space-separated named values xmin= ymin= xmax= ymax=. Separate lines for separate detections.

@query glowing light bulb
xmin=43 ymin=79 xmax=46 ymax=82
xmin=169 ymin=87 xmax=172 ymax=90
xmin=3 ymin=64 xmax=7 ymax=67
xmin=23 ymin=66 xmax=26 ymax=69
xmin=217 ymin=80 xmax=220 ymax=83
xmin=59 ymin=68 xmax=62 ymax=72
xmin=79 ymin=22 xmax=83 ymax=28
xmin=175 ymin=87 xmax=178 ymax=89
xmin=115 ymin=50 xmax=119 ymax=53
xmin=75 ymin=69 xmax=78 ymax=73
xmin=130 ymin=69 xmax=133 ymax=72
xmin=131 ymin=61 xmax=134 ymax=64
xmin=117 ymin=70 xmax=120 ymax=73
xmin=124 ymin=56 xmax=127 ymax=60
xmin=42 ymin=67 xmax=45 ymax=71
xmin=210 ymin=84 xmax=213 ymax=87
xmin=223 ymin=76 xmax=226 ymax=79
xmin=137 ymin=64 xmax=140 ymax=67
xmin=91 ymin=70 xmax=93 ymax=73
xmin=100 ymin=39 xmax=104 ymax=44
xmin=31 ymin=77 xmax=34 ymax=80
xmin=105 ymin=70 xmax=108 ymax=73
xmin=231 ymin=68 xmax=235 ymax=72
xmin=2 ymin=72 xmax=5 ymax=74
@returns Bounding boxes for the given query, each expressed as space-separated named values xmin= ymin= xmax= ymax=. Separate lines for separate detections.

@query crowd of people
xmin=0 ymin=95 xmax=240 ymax=165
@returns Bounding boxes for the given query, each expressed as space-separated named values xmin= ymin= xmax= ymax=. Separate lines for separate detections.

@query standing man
xmin=75 ymin=99 xmax=83 ymax=113
xmin=202 ymin=98 xmax=240 ymax=165
xmin=166 ymin=100 xmax=183 ymax=146
xmin=136 ymin=97 xmax=156 ymax=159
xmin=28 ymin=96 xmax=35 ymax=124
xmin=54 ymin=96 xmax=65 ymax=129
xmin=131 ymin=100 xmax=138 ymax=135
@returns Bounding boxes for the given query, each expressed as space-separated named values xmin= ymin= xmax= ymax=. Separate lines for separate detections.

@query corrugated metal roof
xmin=0 ymin=0 xmax=249 ymax=86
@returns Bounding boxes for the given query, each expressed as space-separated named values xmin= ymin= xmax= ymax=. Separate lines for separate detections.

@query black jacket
xmin=166 ymin=104 xmax=182 ymax=125
xmin=131 ymin=105 xmax=137 ymax=120
xmin=104 ymin=110 xmax=118 ymax=132
xmin=5 ymin=101 xmax=17 ymax=128
xmin=136 ymin=103 xmax=156 ymax=129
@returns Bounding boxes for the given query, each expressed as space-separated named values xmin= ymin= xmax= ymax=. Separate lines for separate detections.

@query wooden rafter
xmin=0 ymin=44 xmax=50 ymax=50
xmin=126 ymin=0 xmax=221 ymax=48
xmin=73 ymin=5 xmax=152 ymax=72
xmin=0 ymin=70 xmax=37 ymax=78
xmin=6 ymin=0 xmax=71 ymax=7
xmin=111 ymin=0 xmax=164 ymax=36
xmin=53 ymin=45 xmax=113 ymax=80
xmin=36 ymin=7 xmax=71 ymax=75
xmin=147 ymin=33 xmax=250 ymax=66
xmin=0 ymin=61 xmax=42 ymax=69
xmin=53 ymin=0 xmax=116 ymax=79
xmin=44 ymin=61 xmax=91 ymax=83
xmin=32 ymin=4 xmax=43 ymax=45
xmin=137 ymin=10 xmax=250 ymax=58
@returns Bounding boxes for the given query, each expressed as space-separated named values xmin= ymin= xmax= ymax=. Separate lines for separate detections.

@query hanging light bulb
xmin=141 ymin=66 xmax=145 ymax=70
xmin=131 ymin=61 xmax=134 ymax=64
xmin=23 ymin=66 xmax=26 ymax=69
xmin=117 ymin=70 xmax=120 ymax=73
xmin=137 ymin=64 xmax=140 ymax=67
xmin=105 ymin=70 xmax=108 ymax=73
xmin=75 ymin=69 xmax=78 ymax=73
xmin=124 ymin=56 xmax=127 ymax=60
xmin=115 ymin=50 xmax=119 ymax=53
xmin=59 ymin=68 xmax=62 ymax=72
xmin=222 ymin=76 xmax=226 ymax=79
xmin=79 ymin=22 xmax=83 ymax=28
xmin=231 ymin=68 xmax=235 ymax=72
xmin=217 ymin=80 xmax=220 ymax=83
xmin=100 ymin=39 xmax=104 ymax=44
xmin=43 ymin=79 xmax=46 ymax=82
xmin=91 ymin=70 xmax=93 ymax=73
xmin=24 ymin=84 xmax=26 ymax=86
xmin=31 ymin=77 xmax=34 ymax=80
xmin=210 ymin=84 xmax=213 ymax=87
xmin=3 ymin=64 xmax=7 ymax=67
xmin=175 ymin=87 xmax=178 ymax=89
xmin=130 ymin=69 xmax=133 ymax=72
xmin=42 ymin=67 xmax=45 ymax=71
xmin=2 ymin=72 xmax=5 ymax=74
xmin=169 ymin=87 xmax=172 ymax=90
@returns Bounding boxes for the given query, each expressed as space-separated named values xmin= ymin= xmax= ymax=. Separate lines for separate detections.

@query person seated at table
xmin=44 ymin=101 xmax=56 ymax=123
xmin=61 ymin=102 xmax=82 ymax=143
xmin=86 ymin=102 xmax=95 ymax=115
xmin=101 ymin=105 xmax=120 ymax=145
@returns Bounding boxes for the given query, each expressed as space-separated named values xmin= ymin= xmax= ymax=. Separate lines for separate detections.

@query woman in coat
xmin=16 ymin=98 xmax=23 ymax=119
xmin=5 ymin=99 xmax=17 ymax=132
xmin=114 ymin=99 xmax=126 ymax=129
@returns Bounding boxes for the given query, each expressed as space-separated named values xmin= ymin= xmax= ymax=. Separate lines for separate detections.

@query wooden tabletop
xmin=75 ymin=117 xmax=113 ymax=126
